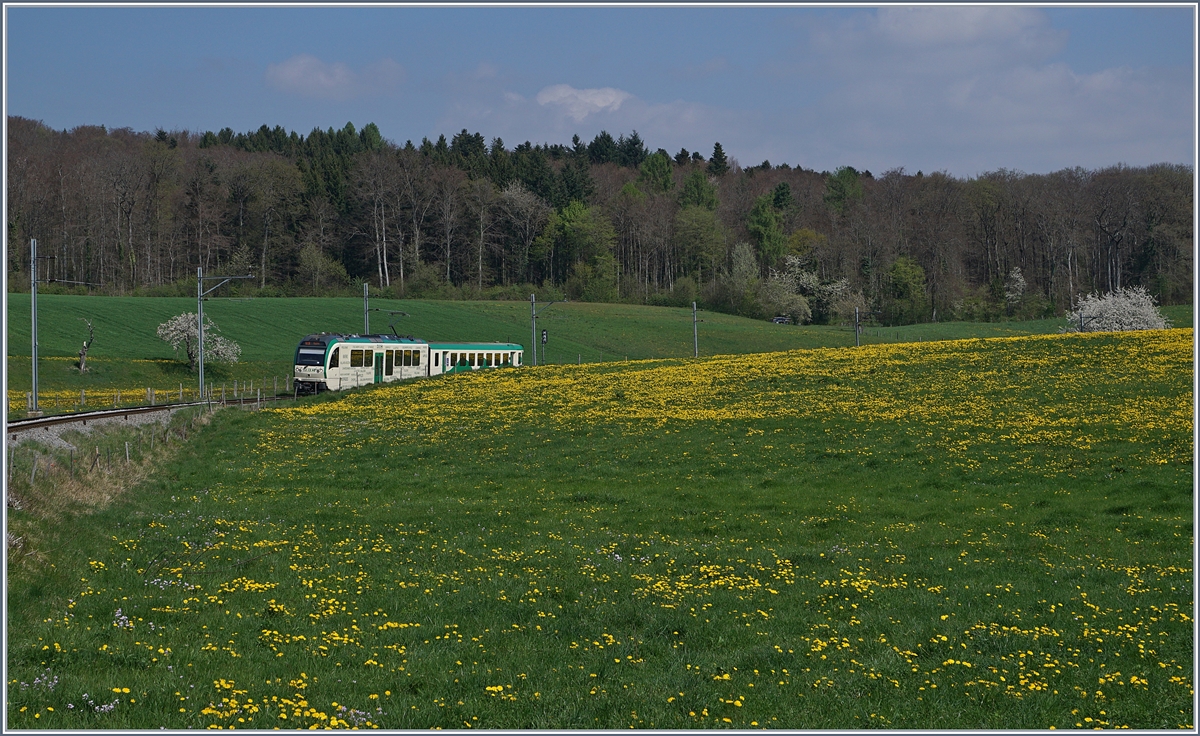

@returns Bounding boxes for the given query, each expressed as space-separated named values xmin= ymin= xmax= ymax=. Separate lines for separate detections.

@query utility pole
xmin=364 ymin=282 xmax=370 ymax=334
xmin=29 ymin=238 xmax=97 ymax=416
xmin=30 ymin=239 xmax=41 ymax=417
xmin=693 ymin=302 xmax=699 ymax=358
xmin=855 ymin=306 xmax=860 ymax=347
xmin=197 ymin=267 xmax=252 ymax=399
xmin=28 ymin=239 xmax=60 ymax=416
xmin=530 ymin=293 xmax=567 ymax=367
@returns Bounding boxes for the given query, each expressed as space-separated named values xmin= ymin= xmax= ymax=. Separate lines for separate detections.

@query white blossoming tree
xmin=156 ymin=313 xmax=241 ymax=370
xmin=1064 ymin=286 xmax=1171 ymax=333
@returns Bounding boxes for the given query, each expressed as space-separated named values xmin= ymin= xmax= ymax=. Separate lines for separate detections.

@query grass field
xmin=5 ymin=326 xmax=1192 ymax=729
xmin=10 ymin=295 xmax=1189 ymax=420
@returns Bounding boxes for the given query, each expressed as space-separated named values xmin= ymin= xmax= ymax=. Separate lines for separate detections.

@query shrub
xmin=1064 ymin=286 xmax=1171 ymax=332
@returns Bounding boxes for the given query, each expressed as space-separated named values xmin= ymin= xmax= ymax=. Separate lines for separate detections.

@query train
xmin=293 ymin=333 xmax=524 ymax=393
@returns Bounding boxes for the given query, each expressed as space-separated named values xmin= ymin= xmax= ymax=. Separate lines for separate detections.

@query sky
xmin=4 ymin=4 xmax=1195 ymax=178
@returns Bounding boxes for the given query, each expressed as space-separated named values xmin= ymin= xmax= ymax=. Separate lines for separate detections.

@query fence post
xmin=81 ymin=389 xmax=86 ymax=407
xmin=125 ymin=442 xmax=130 ymax=463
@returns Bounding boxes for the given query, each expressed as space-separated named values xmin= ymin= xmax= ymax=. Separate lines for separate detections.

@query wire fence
xmin=8 ymin=376 xmax=294 ymax=418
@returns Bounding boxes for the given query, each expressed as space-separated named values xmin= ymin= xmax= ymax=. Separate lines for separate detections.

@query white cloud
xmin=872 ymin=6 xmax=1057 ymax=49
xmin=535 ymin=84 xmax=632 ymax=122
xmin=438 ymin=81 xmax=751 ymax=163
xmin=265 ymin=54 xmax=403 ymax=101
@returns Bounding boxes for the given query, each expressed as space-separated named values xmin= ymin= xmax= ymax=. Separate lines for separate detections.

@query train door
xmin=374 ymin=352 xmax=384 ymax=383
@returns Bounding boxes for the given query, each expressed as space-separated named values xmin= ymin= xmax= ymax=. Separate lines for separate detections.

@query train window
xmin=450 ymin=352 xmax=457 ymax=366
xmin=434 ymin=352 xmax=440 ymax=367
xmin=364 ymin=350 xmax=374 ymax=367
xmin=486 ymin=353 xmax=493 ymax=367
xmin=404 ymin=349 xmax=412 ymax=367
xmin=413 ymin=350 xmax=421 ymax=366
xmin=470 ymin=353 xmax=477 ymax=367
xmin=329 ymin=348 xmax=340 ymax=368
xmin=385 ymin=350 xmax=393 ymax=376
xmin=297 ymin=347 xmax=325 ymax=366
xmin=350 ymin=349 xmax=364 ymax=367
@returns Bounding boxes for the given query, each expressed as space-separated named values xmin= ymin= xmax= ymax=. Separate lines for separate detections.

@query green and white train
xmin=293 ymin=333 xmax=524 ymax=393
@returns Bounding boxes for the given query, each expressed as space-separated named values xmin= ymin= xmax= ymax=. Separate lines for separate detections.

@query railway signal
xmin=529 ymin=294 xmax=567 ymax=366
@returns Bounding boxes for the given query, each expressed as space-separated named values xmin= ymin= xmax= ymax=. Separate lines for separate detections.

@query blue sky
xmin=4 ymin=5 xmax=1195 ymax=177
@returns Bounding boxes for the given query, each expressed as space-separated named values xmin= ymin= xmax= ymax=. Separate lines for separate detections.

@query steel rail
xmin=6 ymin=396 xmax=289 ymax=436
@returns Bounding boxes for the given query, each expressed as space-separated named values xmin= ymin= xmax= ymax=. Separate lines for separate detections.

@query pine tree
xmin=708 ymin=142 xmax=729 ymax=177
xmin=588 ymin=131 xmax=618 ymax=165
xmin=616 ymin=131 xmax=648 ymax=168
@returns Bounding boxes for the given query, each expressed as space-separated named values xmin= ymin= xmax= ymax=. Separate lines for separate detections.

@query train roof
xmin=297 ymin=335 xmax=522 ymax=350
xmin=297 ymin=333 xmax=427 ymax=346
xmin=428 ymin=342 xmax=524 ymax=351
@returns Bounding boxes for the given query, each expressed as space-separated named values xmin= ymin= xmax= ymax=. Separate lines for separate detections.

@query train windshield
xmin=296 ymin=347 xmax=326 ymax=366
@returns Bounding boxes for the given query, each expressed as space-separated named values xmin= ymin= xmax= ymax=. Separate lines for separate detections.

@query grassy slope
xmin=6 ymin=328 xmax=1192 ymax=729
xmin=8 ymin=295 xmax=1190 ymax=394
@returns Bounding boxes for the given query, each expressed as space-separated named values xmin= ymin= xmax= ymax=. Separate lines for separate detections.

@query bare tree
xmin=252 ymin=155 xmax=303 ymax=288
xmin=353 ymin=150 xmax=399 ymax=288
xmin=466 ymin=178 xmax=497 ymax=292
xmin=432 ymin=167 xmax=466 ymax=284
xmin=77 ymin=318 xmax=94 ymax=373
xmin=395 ymin=147 xmax=435 ymax=293
xmin=498 ymin=182 xmax=550 ymax=285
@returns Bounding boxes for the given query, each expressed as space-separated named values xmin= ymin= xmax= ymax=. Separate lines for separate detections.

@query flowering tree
xmin=1004 ymin=266 xmax=1027 ymax=307
xmin=156 ymin=313 xmax=241 ymax=370
xmin=1064 ymin=286 xmax=1171 ymax=332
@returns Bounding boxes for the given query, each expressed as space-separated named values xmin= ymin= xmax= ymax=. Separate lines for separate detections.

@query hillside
xmin=6 ymin=294 xmax=1190 ymax=416
xmin=6 ymin=328 xmax=1192 ymax=729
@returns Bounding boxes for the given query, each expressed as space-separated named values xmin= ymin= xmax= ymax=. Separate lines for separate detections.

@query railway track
xmin=6 ymin=395 xmax=291 ymax=437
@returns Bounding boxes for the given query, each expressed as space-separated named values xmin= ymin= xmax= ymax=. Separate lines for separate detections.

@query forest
xmin=6 ymin=115 xmax=1192 ymax=325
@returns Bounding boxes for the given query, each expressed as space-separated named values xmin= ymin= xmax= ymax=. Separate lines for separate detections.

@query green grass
xmin=6 ymin=327 xmax=1192 ymax=729
xmin=10 ymin=295 xmax=1190 ymax=362
xmin=15 ymin=296 xmax=1188 ymax=403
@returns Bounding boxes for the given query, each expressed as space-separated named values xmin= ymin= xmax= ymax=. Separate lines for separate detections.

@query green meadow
xmin=11 ymin=295 xmax=1188 ymax=419
xmin=5 ymin=323 xmax=1192 ymax=729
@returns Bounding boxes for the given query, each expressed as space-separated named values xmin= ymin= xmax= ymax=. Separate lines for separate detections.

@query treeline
xmin=7 ymin=115 xmax=1192 ymax=325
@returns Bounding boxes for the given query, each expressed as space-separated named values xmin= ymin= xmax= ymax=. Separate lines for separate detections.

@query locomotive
xmin=293 ymin=333 xmax=524 ymax=393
